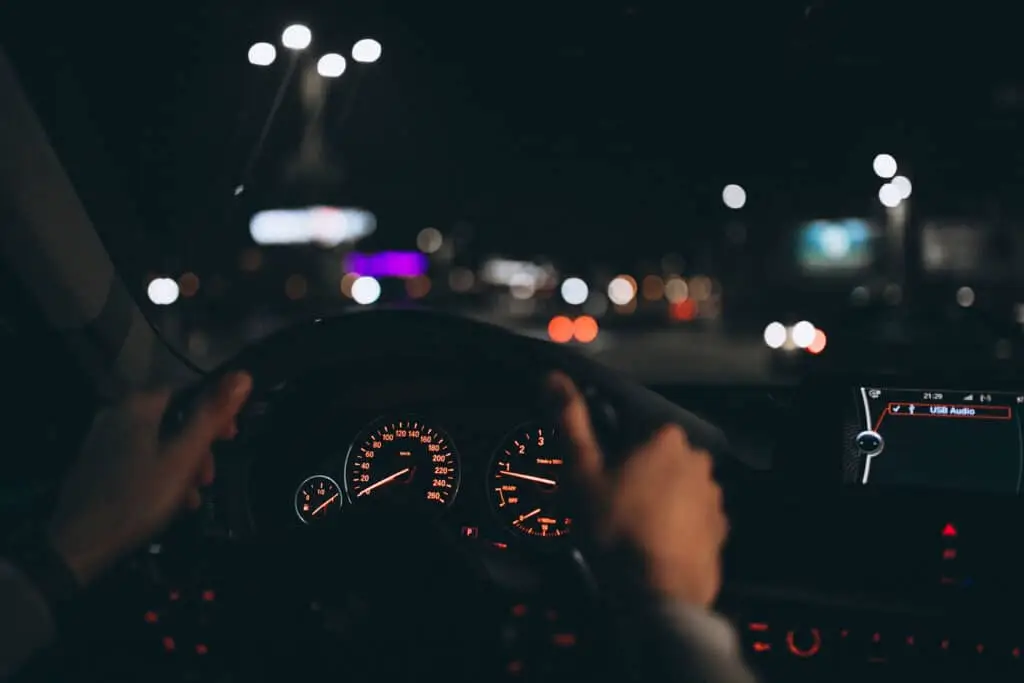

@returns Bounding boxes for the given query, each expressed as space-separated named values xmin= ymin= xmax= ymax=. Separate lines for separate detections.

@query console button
xmin=785 ymin=628 xmax=822 ymax=659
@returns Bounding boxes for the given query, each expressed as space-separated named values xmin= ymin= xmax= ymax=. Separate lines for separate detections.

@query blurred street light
xmin=248 ymin=42 xmax=277 ymax=66
xmin=878 ymin=183 xmax=902 ymax=208
xmin=763 ymin=322 xmax=786 ymax=349
xmin=560 ymin=277 xmax=589 ymax=305
xmin=607 ymin=276 xmax=636 ymax=305
xmin=282 ymin=24 xmax=312 ymax=51
xmin=317 ymin=53 xmax=346 ymax=78
xmin=352 ymin=276 xmax=381 ymax=305
xmin=416 ymin=227 xmax=443 ymax=253
xmin=872 ymin=153 xmax=897 ymax=179
xmin=891 ymin=175 xmax=912 ymax=200
xmin=722 ymin=184 xmax=746 ymax=209
xmin=147 ymin=278 xmax=179 ymax=306
xmin=791 ymin=320 xmax=816 ymax=348
xmin=352 ymin=38 xmax=382 ymax=63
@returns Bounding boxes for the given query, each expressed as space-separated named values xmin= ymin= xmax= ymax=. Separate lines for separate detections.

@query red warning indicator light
xmin=941 ymin=523 xmax=958 ymax=538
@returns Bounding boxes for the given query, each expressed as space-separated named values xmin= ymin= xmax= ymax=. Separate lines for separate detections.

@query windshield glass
xmin=4 ymin=2 xmax=1022 ymax=383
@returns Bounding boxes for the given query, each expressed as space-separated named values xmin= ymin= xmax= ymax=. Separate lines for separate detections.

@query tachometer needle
xmin=499 ymin=470 xmax=556 ymax=487
xmin=518 ymin=508 xmax=541 ymax=522
xmin=311 ymin=493 xmax=339 ymax=516
xmin=357 ymin=467 xmax=411 ymax=497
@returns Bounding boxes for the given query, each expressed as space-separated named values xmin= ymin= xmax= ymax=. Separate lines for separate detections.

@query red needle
xmin=311 ymin=493 xmax=339 ymax=516
xmin=499 ymin=470 xmax=556 ymax=487
xmin=357 ymin=467 xmax=411 ymax=497
xmin=518 ymin=507 xmax=542 ymax=522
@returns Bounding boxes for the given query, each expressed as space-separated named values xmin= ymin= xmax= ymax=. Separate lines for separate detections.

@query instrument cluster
xmin=245 ymin=403 xmax=576 ymax=550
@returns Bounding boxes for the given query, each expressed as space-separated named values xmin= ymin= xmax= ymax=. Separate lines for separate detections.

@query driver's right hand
xmin=547 ymin=372 xmax=729 ymax=608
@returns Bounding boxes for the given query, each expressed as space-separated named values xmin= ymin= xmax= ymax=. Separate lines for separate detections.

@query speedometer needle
xmin=311 ymin=493 xmax=339 ymax=516
xmin=357 ymin=467 xmax=411 ymax=497
xmin=499 ymin=470 xmax=556 ymax=487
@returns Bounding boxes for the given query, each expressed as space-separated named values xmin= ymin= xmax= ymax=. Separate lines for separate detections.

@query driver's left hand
xmin=46 ymin=372 xmax=252 ymax=584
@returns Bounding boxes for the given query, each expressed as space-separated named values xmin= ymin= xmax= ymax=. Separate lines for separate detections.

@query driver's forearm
xmin=0 ymin=560 xmax=56 ymax=679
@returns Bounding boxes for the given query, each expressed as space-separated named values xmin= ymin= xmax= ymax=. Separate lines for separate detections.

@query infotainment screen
xmin=847 ymin=387 xmax=1024 ymax=494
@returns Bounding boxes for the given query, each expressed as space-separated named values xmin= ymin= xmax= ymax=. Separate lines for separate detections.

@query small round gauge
xmin=345 ymin=418 xmax=461 ymax=507
xmin=295 ymin=475 xmax=343 ymax=524
xmin=488 ymin=424 xmax=573 ymax=538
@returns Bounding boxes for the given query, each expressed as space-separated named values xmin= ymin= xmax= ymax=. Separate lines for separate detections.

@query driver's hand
xmin=548 ymin=372 xmax=728 ymax=608
xmin=47 ymin=372 xmax=252 ymax=585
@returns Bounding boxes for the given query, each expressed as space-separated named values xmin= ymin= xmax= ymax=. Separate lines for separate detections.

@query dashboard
xmin=42 ymin=308 xmax=1024 ymax=683
xmin=108 ymin=366 xmax=1024 ymax=683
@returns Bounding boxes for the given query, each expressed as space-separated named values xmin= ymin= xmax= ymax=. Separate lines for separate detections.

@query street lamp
xmin=352 ymin=38 xmax=382 ymax=63
xmin=317 ymin=53 xmax=346 ymax=78
xmin=281 ymin=24 xmax=312 ymax=51
xmin=248 ymin=42 xmax=277 ymax=66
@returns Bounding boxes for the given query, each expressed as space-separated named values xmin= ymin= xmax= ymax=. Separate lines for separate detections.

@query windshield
xmin=4 ymin=2 xmax=1022 ymax=383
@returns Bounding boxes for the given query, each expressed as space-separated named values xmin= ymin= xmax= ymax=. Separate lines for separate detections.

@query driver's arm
xmin=0 ymin=561 xmax=56 ymax=678
xmin=0 ymin=373 xmax=251 ymax=678
xmin=549 ymin=373 xmax=758 ymax=683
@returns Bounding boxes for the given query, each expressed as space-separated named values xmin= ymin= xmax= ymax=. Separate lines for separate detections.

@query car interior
xmin=4 ymin=3 xmax=1024 ymax=683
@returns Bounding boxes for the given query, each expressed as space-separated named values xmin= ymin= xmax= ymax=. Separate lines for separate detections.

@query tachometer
xmin=488 ymin=424 xmax=573 ymax=538
xmin=345 ymin=418 xmax=461 ymax=507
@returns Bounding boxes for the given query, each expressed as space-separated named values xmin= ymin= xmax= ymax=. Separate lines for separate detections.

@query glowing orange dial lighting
xmin=489 ymin=424 xmax=573 ymax=538
xmin=295 ymin=475 xmax=343 ymax=524
xmin=346 ymin=418 xmax=461 ymax=506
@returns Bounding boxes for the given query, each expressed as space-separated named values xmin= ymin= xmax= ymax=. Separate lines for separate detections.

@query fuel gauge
xmin=295 ymin=475 xmax=342 ymax=524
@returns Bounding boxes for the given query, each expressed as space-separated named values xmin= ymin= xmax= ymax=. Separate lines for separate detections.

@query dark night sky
xmin=4 ymin=0 xmax=1024 ymax=274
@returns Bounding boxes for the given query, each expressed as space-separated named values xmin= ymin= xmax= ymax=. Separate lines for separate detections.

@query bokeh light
xmin=352 ymin=276 xmax=381 ymax=304
xmin=317 ymin=53 xmax=346 ymax=78
xmin=281 ymin=24 xmax=312 ymax=50
xmin=352 ymin=38 xmax=382 ymax=63
xmin=247 ymin=42 xmax=276 ymax=66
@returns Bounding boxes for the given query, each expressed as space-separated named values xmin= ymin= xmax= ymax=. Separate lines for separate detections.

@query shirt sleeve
xmin=0 ymin=559 xmax=56 ymax=679
xmin=658 ymin=601 xmax=760 ymax=683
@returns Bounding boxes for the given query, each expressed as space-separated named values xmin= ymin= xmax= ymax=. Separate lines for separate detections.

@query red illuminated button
xmin=786 ymin=628 xmax=822 ymax=658
xmin=941 ymin=523 xmax=958 ymax=538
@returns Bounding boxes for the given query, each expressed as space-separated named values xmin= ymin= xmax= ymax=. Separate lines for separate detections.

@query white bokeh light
xmin=891 ymin=175 xmax=912 ymax=200
xmin=607 ymin=277 xmax=635 ymax=306
xmin=147 ymin=278 xmax=179 ymax=306
xmin=248 ymin=42 xmax=277 ymax=66
xmin=351 ymin=276 xmax=381 ymax=305
xmin=763 ymin=322 xmax=786 ymax=349
xmin=956 ymin=286 xmax=975 ymax=308
xmin=560 ymin=277 xmax=589 ymax=305
xmin=791 ymin=321 xmax=816 ymax=348
xmin=416 ymin=227 xmax=443 ymax=254
xmin=509 ymin=272 xmax=536 ymax=300
xmin=722 ymin=184 xmax=746 ymax=209
xmin=878 ymin=183 xmax=902 ymax=208
xmin=820 ymin=226 xmax=852 ymax=258
xmin=352 ymin=38 xmax=382 ymax=63
xmin=873 ymin=154 xmax=897 ymax=179
xmin=317 ymin=53 xmax=346 ymax=78
xmin=281 ymin=24 xmax=312 ymax=50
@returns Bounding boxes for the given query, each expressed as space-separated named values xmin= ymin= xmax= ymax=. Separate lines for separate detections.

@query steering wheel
xmin=58 ymin=309 xmax=739 ymax=683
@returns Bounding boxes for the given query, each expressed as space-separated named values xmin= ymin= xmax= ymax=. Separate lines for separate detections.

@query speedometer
xmin=344 ymin=417 xmax=461 ymax=507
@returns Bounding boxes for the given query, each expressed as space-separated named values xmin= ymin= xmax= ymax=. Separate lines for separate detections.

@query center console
xmin=721 ymin=375 xmax=1024 ymax=680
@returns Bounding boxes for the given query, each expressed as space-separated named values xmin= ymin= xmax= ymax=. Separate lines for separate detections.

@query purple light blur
xmin=344 ymin=251 xmax=427 ymax=278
